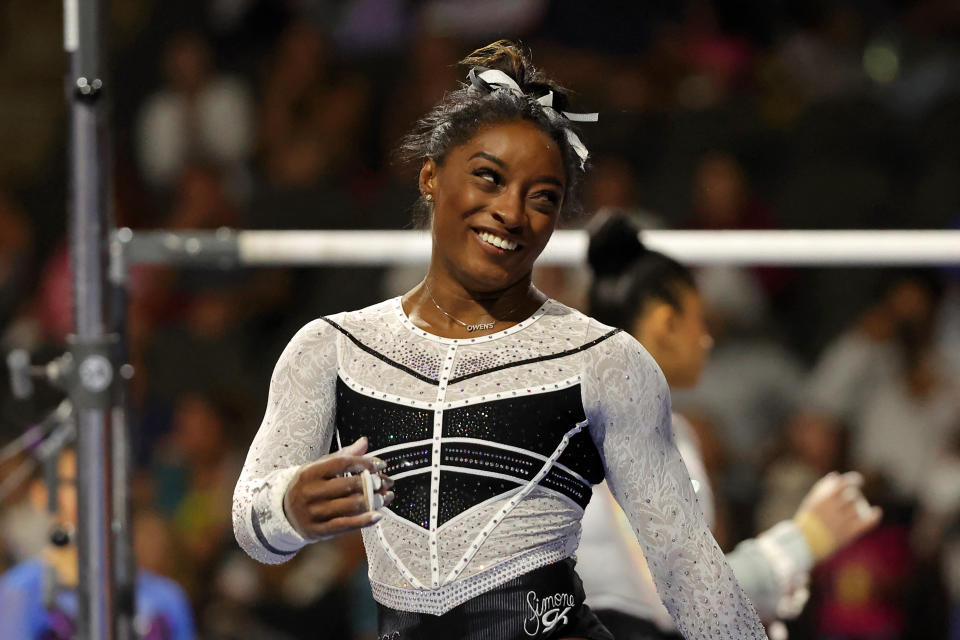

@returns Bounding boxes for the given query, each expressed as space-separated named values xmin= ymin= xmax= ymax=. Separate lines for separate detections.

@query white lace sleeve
xmin=582 ymin=329 xmax=767 ymax=639
xmin=232 ymin=317 xmax=340 ymax=564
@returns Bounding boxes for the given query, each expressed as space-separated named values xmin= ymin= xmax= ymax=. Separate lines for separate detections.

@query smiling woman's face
xmin=420 ymin=119 xmax=567 ymax=293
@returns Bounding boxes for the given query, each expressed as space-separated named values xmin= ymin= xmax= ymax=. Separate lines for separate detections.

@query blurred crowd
xmin=1 ymin=0 xmax=960 ymax=638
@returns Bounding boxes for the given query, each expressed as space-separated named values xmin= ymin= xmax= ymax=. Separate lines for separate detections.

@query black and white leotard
xmin=232 ymin=297 xmax=766 ymax=639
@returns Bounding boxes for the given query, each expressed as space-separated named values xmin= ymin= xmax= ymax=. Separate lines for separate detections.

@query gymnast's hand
xmin=793 ymin=471 xmax=882 ymax=562
xmin=283 ymin=436 xmax=395 ymax=540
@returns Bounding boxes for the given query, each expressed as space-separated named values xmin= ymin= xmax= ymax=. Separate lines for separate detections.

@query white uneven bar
xmin=237 ymin=229 xmax=960 ymax=266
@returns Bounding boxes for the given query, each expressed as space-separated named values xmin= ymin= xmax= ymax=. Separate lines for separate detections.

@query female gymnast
xmin=233 ymin=40 xmax=767 ymax=640
xmin=577 ymin=211 xmax=881 ymax=640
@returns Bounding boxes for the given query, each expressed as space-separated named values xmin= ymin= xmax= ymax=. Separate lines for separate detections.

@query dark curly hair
xmin=398 ymin=40 xmax=589 ymax=225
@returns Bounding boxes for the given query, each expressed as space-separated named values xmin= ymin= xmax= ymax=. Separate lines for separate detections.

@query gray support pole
xmin=66 ymin=0 xmax=115 ymax=636
xmin=109 ymin=238 xmax=136 ymax=640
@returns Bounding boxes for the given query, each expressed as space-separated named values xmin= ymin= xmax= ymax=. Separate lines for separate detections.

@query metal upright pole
xmin=66 ymin=0 xmax=115 ymax=636
xmin=109 ymin=237 xmax=136 ymax=640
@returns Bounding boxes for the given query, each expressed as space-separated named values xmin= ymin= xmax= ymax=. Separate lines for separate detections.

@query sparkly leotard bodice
xmin=233 ymin=297 xmax=766 ymax=638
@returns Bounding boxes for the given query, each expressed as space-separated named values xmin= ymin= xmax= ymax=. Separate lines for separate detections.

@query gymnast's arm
xmin=581 ymin=329 xmax=767 ymax=639
xmin=672 ymin=416 xmax=810 ymax=622
xmin=232 ymin=317 xmax=386 ymax=564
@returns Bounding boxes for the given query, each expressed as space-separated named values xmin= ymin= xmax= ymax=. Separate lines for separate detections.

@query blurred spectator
xmin=419 ymin=0 xmax=548 ymax=39
xmin=26 ymin=243 xmax=72 ymax=347
xmin=380 ymin=35 xmax=459 ymax=158
xmin=775 ymin=3 xmax=868 ymax=105
xmin=0 ymin=452 xmax=49 ymax=570
xmin=0 ymin=0 xmax=64 ymax=189
xmin=677 ymin=0 xmax=755 ymax=107
xmin=203 ymin=531 xmax=374 ymax=639
xmin=583 ymin=154 xmax=643 ymax=214
xmin=133 ymin=510 xmax=179 ymax=579
xmin=937 ymin=277 xmax=960 ymax=376
xmin=166 ymin=163 xmax=242 ymax=230
xmin=690 ymin=151 xmax=795 ymax=301
xmin=935 ymin=224 xmax=960 ymax=378
xmin=757 ymin=412 xmax=845 ymax=531
xmin=332 ymin=0 xmax=411 ymax=55
xmin=136 ymin=31 xmax=254 ymax=194
xmin=812 ymin=524 xmax=913 ymax=640
xmin=150 ymin=394 xmax=241 ymax=603
xmin=805 ymin=274 xmax=941 ymax=427
xmin=691 ymin=151 xmax=772 ymax=230
xmin=913 ymin=433 xmax=960 ymax=640
xmin=0 ymin=193 xmax=33 ymax=332
xmin=673 ymin=264 xmax=804 ymax=473
xmin=853 ymin=322 xmax=960 ymax=501
xmin=0 ymin=449 xmax=195 ymax=639
xmin=258 ymin=22 xmax=370 ymax=188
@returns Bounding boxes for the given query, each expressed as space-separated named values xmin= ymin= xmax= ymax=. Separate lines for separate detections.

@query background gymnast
xmin=577 ymin=211 xmax=883 ymax=640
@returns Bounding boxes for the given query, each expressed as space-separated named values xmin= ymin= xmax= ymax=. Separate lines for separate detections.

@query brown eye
xmin=473 ymin=168 xmax=500 ymax=184
xmin=536 ymin=191 xmax=560 ymax=205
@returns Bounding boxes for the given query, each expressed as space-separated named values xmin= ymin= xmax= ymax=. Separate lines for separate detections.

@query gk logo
xmin=523 ymin=590 xmax=575 ymax=636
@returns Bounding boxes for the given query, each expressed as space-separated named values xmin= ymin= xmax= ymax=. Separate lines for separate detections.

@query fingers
xmin=836 ymin=474 xmax=880 ymax=524
xmin=811 ymin=470 xmax=865 ymax=503
xmin=300 ymin=452 xmax=387 ymax=481
xmin=804 ymin=471 xmax=841 ymax=506
xmin=858 ymin=499 xmax=882 ymax=523
xmin=359 ymin=469 xmax=396 ymax=510
xmin=823 ymin=486 xmax=882 ymax=545
xmin=339 ymin=436 xmax=369 ymax=457
xmin=839 ymin=504 xmax=881 ymax=543
xmin=313 ymin=511 xmax=387 ymax=538
xmin=299 ymin=470 xmax=394 ymax=501
xmin=370 ymin=472 xmax=395 ymax=493
xmin=298 ymin=436 xmax=384 ymax=476
xmin=840 ymin=471 xmax=864 ymax=488
xmin=285 ymin=437 xmax=402 ymax=539
xmin=292 ymin=481 xmax=395 ymax=539
xmin=305 ymin=490 xmax=396 ymax=527
xmin=376 ymin=473 xmax=395 ymax=494
xmin=305 ymin=474 xmax=365 ymax=500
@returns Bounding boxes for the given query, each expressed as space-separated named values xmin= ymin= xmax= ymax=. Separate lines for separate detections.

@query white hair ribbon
xmin=468 ymin=67 xmax=598 ymax=169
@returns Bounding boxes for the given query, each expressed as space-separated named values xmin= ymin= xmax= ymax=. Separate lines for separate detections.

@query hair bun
xmin=586 ymin=209 xmax=647 ymax=277
xmin=461 ymin=40 xmax=533 ymax=87
xmin=460 ymin=40 xmax=570 ymax=108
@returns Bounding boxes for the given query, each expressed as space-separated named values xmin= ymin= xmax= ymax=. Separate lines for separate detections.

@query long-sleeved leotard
xmin=233 ymin=297 xmax=766 ymax=638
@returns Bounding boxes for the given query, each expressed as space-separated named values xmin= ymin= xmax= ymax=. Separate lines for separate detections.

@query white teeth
xmin=478 ymin=231 xmax=518 ymax=251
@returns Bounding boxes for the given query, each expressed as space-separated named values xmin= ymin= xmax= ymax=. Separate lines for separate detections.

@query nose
xmin=490 ymin=190 xmax=525 ymax=233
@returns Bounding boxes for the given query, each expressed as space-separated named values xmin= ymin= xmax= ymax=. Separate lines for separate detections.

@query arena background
xmin=1 ymin=0 xmax=959 ymax=638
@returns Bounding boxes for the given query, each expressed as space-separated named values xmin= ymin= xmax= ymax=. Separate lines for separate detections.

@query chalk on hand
xmin=360 ymin=469 xmax=385 ymax=511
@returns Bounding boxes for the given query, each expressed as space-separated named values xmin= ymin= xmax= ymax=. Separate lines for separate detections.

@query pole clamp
xmin=67 ymin=334 xmax=122 ymax=409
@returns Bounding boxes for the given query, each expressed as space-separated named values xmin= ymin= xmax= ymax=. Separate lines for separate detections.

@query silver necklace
xmin=426 ymin=284 xmax=525 ymax=332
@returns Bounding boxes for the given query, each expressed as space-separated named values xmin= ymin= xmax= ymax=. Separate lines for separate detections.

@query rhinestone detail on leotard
xmin=233 ymin=298 xmax=767 ymax=637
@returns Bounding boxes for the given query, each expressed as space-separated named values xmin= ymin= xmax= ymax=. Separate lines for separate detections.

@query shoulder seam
xmin=447 ymin=328 xmax=622 ymax=385
xmin=320 ymin=316 xmax=439 ymax=386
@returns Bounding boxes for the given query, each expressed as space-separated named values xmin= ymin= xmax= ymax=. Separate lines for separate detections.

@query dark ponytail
xmin=587 ymin=210 xmax=696 ymax=330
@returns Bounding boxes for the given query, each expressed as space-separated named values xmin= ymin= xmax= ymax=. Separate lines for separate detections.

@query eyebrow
xmin=468 ymin=151 xmax=565 ymax=189
xmin=469 ymin=151 xmax=506 ymax=167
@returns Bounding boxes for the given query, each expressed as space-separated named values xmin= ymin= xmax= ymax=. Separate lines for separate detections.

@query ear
xmin=633 ymin=302 xmax=672 ymax=350
xmin=662 ymin=303 xmax=681 ymax=335
xmin=418 ymin=158 xmax=437 ymax=197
